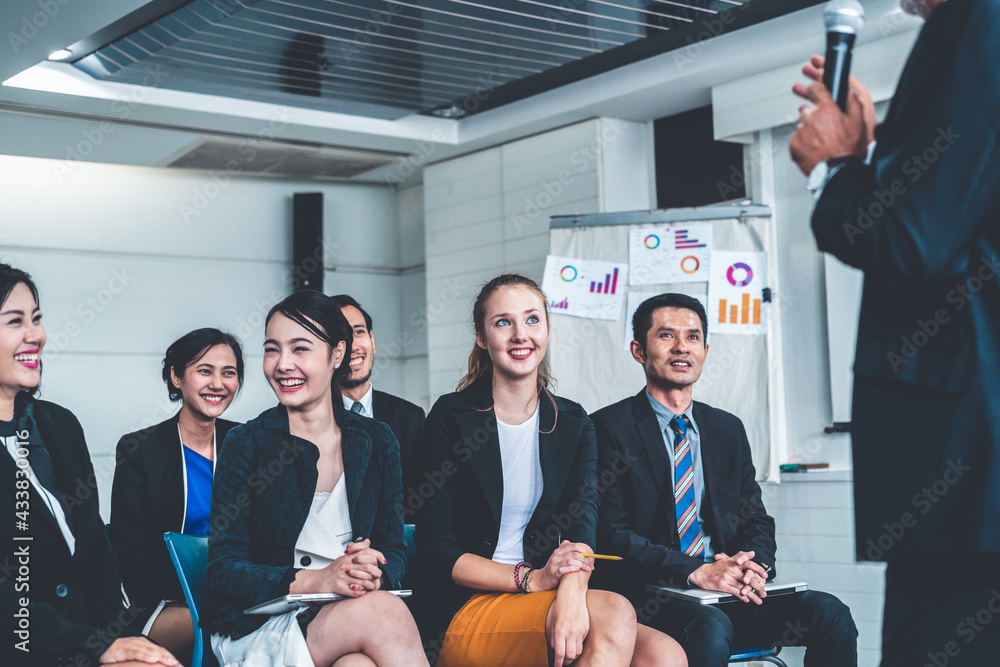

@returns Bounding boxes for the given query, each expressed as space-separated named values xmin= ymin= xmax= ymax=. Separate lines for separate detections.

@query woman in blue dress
xmin=109 ymin=328 xmax=245 ymax=662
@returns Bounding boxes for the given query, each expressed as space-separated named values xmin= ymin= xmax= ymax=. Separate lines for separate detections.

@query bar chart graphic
xmin=718 ymin=293 xmax=762 ymax=325
xmin=629 ymin=223 xmax=712 ymax=285
xmin=589 ymin=268 xmax=619 ymax=294
xmin=708 ymin=251 xmax=767 ymax=335
xmin=674 ymin=228 xmax=708 ymax=250
xmin=541 ymin=255 xmax=626 ymax=321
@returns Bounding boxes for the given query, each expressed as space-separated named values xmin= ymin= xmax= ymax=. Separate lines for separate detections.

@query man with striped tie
xmin=592 ymin=293 xmax=857 ymax=666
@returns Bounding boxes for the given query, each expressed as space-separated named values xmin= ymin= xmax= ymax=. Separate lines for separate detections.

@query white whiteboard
xmin=546 ymin=211 xmax=779 ymax=481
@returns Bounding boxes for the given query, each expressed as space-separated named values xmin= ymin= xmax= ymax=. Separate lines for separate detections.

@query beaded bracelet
xmin=513 ymin=561 xmax=529 ymax=592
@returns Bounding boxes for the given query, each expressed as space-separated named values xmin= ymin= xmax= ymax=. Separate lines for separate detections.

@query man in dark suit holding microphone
xmin=791 ymin=0 xmax=1000 ymax=664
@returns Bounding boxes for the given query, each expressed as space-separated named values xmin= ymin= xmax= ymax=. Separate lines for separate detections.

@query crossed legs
xmin=305 ymin=591 xmax=429 ymax=667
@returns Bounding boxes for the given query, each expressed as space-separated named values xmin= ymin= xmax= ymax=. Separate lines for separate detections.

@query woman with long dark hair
xmin=414 ymin=274 xmax=686 ymax=666
xmin=206 ymin=290 xmax=427 ymax=667
xmin=109 ymin=328 xmax=245 ymax=662
xmin=0 ymin=263 xmax=177 ymax=666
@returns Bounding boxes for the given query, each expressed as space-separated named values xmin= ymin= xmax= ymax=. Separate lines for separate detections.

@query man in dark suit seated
xmin=331 ymin=294 xmax=426 ymax=483
xmin=592 ymin=293 xmax=857 ymax=666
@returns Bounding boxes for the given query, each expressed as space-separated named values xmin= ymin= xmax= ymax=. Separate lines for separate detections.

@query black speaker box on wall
xmin=654 ymin=106 xmax=745 ymax=208
xmin=293 ymin=192 xmax=324 ymax=292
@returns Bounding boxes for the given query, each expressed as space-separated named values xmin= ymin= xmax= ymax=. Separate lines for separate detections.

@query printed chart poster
xmin=542 ymin=255 xmax=627 ymax=322
xmin=629 ymin=223 xmax=713 ymax=286
xmin=708 ymin=251 xmax=767 ymax=336
xmin=624 ymin=292 xmax=707 ymax=351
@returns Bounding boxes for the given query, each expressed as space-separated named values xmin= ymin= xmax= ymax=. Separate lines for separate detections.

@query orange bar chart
xmin=717 ymin=294 xmax=762 ymax=325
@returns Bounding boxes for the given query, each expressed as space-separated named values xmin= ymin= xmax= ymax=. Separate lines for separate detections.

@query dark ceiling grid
xmin=71 ymin=0 xmax=783 ymax=120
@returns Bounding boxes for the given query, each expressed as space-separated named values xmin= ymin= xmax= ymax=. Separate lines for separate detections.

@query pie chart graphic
xmin=726 ymin=262 xmax=753 ymax=287
xmin=560 ymin=265 xmax=578 ymax=282
xmin=680 ymin=256 xmax=700 ymax=274
xmin=644 ymin=235 xmax=660 ymax=249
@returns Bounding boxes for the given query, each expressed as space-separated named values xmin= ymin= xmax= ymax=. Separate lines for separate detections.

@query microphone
xmin=823 ymin=0 xmax=865 ymax=110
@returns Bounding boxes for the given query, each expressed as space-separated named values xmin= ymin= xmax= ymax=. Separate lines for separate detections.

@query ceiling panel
xmin=71 ymin=0 xmax=747 ymax=119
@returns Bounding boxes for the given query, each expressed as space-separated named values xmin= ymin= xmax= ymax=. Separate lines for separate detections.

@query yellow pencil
xmin=580 ymin=553 xmax=623 ymax=561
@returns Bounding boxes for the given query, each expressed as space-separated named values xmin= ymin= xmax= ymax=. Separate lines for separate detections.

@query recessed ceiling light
xmin=432 ymin=105 xmax=466 ymax=119
xmin=47 ymin=49 xmax=73 ymax=61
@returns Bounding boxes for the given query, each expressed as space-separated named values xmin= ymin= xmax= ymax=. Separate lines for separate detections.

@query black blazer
xmin=413 ymin=375 xmax=599 ymax=653
xmin=108 ymin=415 xmax=238 ymax=619
xmin=811 ymin=0 xmax=1000 ymax=558
xmin=1 ymin=396 xmax=137 ymax=664
xmin=371 ymin=389 xmax=425 ymax=486
xmin=592 ymin=391 xmax=776 ymax=601
xmin=206 ymin=401 xmax=404 ymax=639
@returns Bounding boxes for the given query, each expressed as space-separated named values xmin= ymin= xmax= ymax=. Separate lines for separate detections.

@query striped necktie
xmin=351 ymin=401 xmax=364 ymax=415
xmin=670 ymin=415 xmax=705 ymax=558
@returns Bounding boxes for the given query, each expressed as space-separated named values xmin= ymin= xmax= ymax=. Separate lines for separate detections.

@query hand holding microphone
xmin=789 ymin=0 xmax=875 ymax=175
xmin=822 ymin=0 xmax=865 ymax=110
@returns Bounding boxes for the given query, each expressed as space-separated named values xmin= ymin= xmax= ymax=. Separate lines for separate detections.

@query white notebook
xmin=245 ymin=590 xmax=412 ymax=615
xmin=644 ymin=581 xmax=808 ymax=605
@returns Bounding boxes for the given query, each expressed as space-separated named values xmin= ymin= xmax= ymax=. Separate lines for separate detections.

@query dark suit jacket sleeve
xmin=109 ymin=432 xmax=173 ymax=607
xmin=4 ymin=407 xmax=136 ymax=663
xmin=812 ymin=1 xmax=1000 ymax=287
xmin=207 ymin=426 xmax=298 ymax=608
xmin=561 ymin=415 xmax=599 ymax=549
xmin=594 ymin=415 xmax=702 ymax=586
xmin=413 ymin=399 xmax=466 ymax=581
xmin=727 ymin=419 xmax=777 ymax=578
xmin=370 ymin=421 xmax=406 ymax=590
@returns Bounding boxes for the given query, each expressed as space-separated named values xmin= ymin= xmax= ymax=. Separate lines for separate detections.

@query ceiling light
xmin=432 ymin=105 xmax=467 ymax=119
xmin=47 ymin=49 xmax=73 ymax=61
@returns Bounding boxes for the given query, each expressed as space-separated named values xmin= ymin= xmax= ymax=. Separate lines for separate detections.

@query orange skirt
xmin=436 ymin=591 xmax=558 ymax=667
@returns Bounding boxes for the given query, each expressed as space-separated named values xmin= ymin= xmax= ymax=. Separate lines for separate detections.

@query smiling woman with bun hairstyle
xmin=109 ymin=327 xmax=245 ymax=663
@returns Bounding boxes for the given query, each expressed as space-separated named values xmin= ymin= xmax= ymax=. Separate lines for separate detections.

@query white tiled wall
xmin=766 ymin=473 xmax=885 ymax=667
xmin=423 ymin=118 xmax=653 ymax=400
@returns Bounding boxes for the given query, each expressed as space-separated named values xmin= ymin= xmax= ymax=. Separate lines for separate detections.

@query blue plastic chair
xmin=730 ymin=645 xmax=787 ymax=665
xmin=163 ymin=532 xmax=217 ymax=667
xmin=402 ymin=523 xmax=417 ymax=587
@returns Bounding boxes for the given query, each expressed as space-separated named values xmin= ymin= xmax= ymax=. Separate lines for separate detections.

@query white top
xmin=293 ymin=475 xmax=352 ymax=569
xmin=3 ymin=433 xmax=75 ymax=555
xmin=342 ymin=385 xmax=373 ymax=418
xmin=492 ymin=406 xmax=543 ymax=565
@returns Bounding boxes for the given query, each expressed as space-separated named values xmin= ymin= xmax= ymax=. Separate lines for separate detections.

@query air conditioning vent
xmin=163 ymin=137 xmax=404 ymax=180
